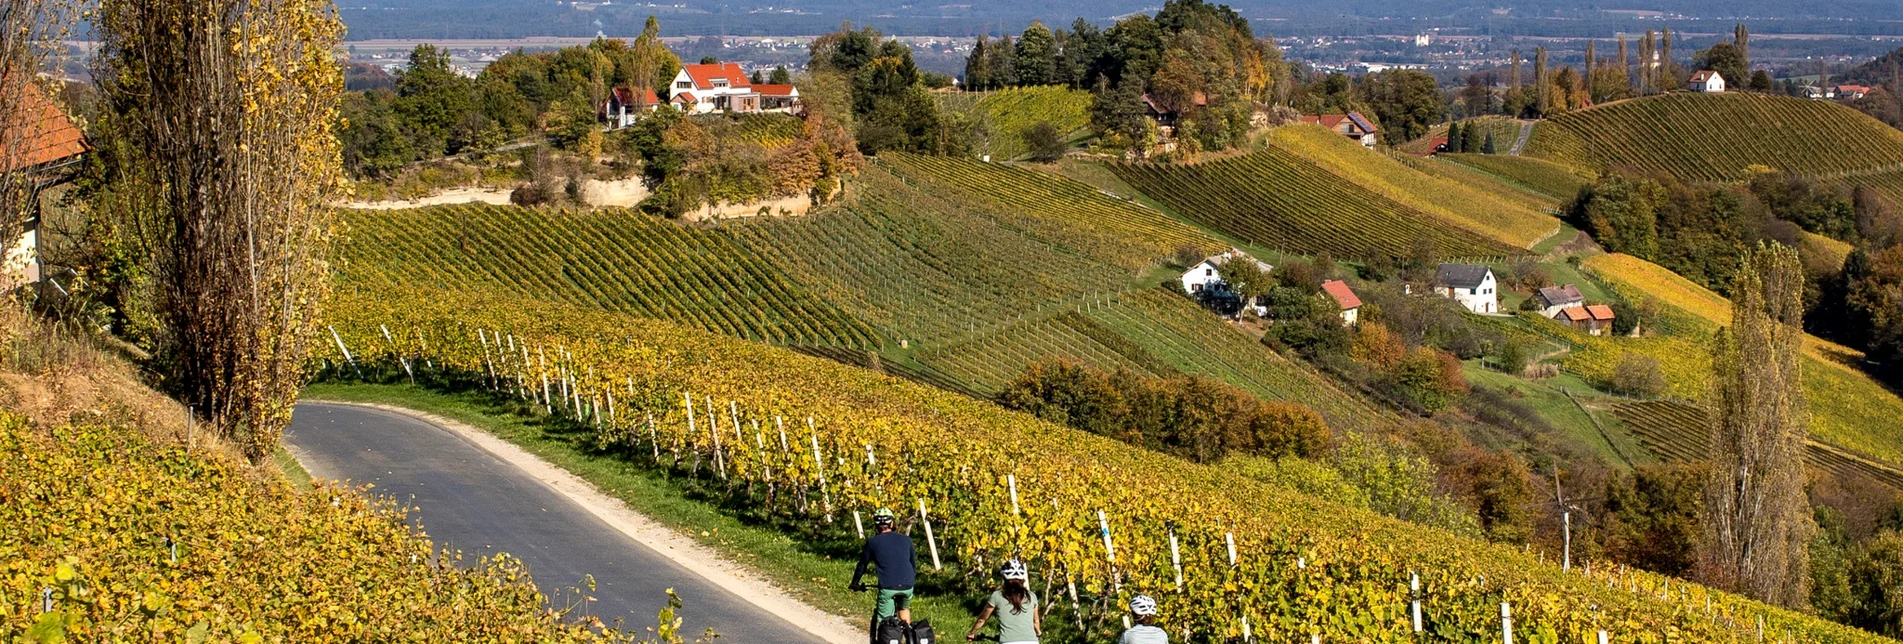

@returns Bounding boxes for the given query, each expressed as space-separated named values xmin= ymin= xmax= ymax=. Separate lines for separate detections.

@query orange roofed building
xmin=1554 ymin=304 xmax=1616 ymax=336
xmin=2 ymin=84 xmax=90 ymax=289
xmin=1300 ymin=112 xmax=1378 ymax=148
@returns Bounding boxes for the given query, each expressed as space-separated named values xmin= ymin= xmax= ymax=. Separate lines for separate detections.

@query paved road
xmin=286 ymin=402 xmax=825 ymax=642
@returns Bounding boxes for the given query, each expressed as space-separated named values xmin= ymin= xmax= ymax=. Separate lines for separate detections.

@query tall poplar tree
xmin=1639 ymin=31 xmax=1655 ymax=94
xmin=94 ymin=0 xmax=347 ymax=461
xmin=1701 ymin=243 xmax=1814 ymax=607
xmin=1659 ymin=28 xmax=1679 ymax=90
xmin=1534 ymin=46 xmax=1550 ymax=116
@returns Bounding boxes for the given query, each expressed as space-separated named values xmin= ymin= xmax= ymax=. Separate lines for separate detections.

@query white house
xmin=1689 ymin=70 xmax=1725 ymax=93
xmin=1434 ymin=263 xmax=1498 ymax=314
xmin=601 ymin=86 xmax=663 ymax=129
xmin=2 ymin=85 xmax=88 ymax=292
xmin=1179 ymin=249 xmax=1272 ymax=295
xmin=1321 ymin=279 xmax=1361 ymax=326
xmin=669 ymin=63 xmax=761 ymax=113
xmin=1535 ymin=284 xmax=1585 ymax=317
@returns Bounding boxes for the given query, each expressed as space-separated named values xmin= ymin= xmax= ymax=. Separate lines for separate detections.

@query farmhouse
xmin=1689 ymin=70 xmax=1726 ymax=93
xmin=1554 ymin=304 xmax=1616 ymax=336
xmin=1299 ymin=112 xmax=1379 ymax=148
xmin=1141 ymin=92 xmax=1206 ymax=130
xmin=1179 ymin=249 xmax=1272 ymax=294
xmin=1836 ymin=84 xmax=1872 ymax=100
xmin=1 ymin=84 xmax=89 ymax=292
xmin=669 ymin=63 xmax=761 ymax=114
xmin=601 ymin=86 xmax=664 ymax=129
xmin=1433 ymin=263 xmax=1498 ymax=314
xmin=1535 ymin=284 xmax=1585 ymax=317
xmin=1321 ymin=280 xmax=1361 ymax=326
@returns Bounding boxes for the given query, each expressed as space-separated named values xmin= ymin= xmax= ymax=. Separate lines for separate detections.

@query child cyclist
xmin=964 ymin=560 xmax=1040 ymax=643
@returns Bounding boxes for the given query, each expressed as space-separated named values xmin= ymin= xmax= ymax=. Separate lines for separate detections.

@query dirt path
xmin=1507 ymin=121 xmax=1535 ymax=156
xmin=288 ymin=401 xmax=862 ymax=644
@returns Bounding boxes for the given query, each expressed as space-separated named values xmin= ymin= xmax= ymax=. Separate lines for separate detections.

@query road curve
xmin=285 ymin=402 xmax=831 ymax=642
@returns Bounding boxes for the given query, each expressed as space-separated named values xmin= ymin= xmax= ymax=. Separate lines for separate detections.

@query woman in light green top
xmin=966 ymin=560 xmax=1040 ymax=643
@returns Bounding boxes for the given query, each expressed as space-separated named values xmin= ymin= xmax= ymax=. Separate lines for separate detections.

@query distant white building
xmin=1434 ymin=263 xmax=1498 ymax=314
xmin=1179 ymin=249 xmax=1272 ymax=294
xmin=1321 ymin=279 xmax=1361 ymax=326
xmin=1689 ymin=70 xmax=1726 ymax=93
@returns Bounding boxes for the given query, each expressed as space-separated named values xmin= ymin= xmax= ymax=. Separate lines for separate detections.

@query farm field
xmin=1398 ymin=155 xmax=1563 ymax=213
xmin=730 ymin=163 xmax=1182 ymax=346
xmin=0 ymin=412 xmax=617 ymax=641
xmin=1266 ymin=125 xmax=1559 ymax=248
xmin=316 ymin=287 xmax=1890 ymax=644
xmin=1581 ymin=253 xmax=1903 ymax=468
xmin=337 ymin=204 xmax=879 ymax=349
xmin=1438 ymin=154 xmax=1596 ymax=202
xmin=1110 ymin=148 xmax=1521 ymax=260
xmin=935 ymin=86 xmax=1093 ymax=161
xmin=1395 ymin=116 xmax=1525 ymax=155
xmin=1613 ymin=401 xmax=1903 ymax=491
xmin=1524 ymin=93 xmax=1903 ymax=181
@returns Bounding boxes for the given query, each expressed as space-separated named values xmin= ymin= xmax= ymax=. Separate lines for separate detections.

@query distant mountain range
xmin=342 ymin=0 xmax=1903 ymax=40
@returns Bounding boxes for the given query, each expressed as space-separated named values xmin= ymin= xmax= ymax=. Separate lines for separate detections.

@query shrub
xmin=1021 ymin=121 xmax=1069 ymax=162
xmin=1612 ymin=354 xmax=1667 ymax=397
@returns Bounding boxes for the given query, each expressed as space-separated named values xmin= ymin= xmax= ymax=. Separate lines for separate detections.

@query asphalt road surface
xmin=286 ymin=402 xmax=826 ymax=642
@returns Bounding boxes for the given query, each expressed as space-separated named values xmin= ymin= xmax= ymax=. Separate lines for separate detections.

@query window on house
xmin=714 ymin=79 xmax=729 ymax=88
xmin=1204 ymin=269 xmax=1212 ymax=276
xmin=677 ymin=81 xmax=692 ymax=88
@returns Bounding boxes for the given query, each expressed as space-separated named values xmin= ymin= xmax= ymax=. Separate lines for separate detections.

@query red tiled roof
xmin=1556 ymin=306 xmax=1590 ymax=322
xmin=755 ymin=83 xmax=798 ymax=97
xmin=1690 ymin=70 xmax=1720 ymax=82
xmin=1586 ymin=304 xmax=1616 ymax=321
xmin=1321 ymin=280 xmax=1361 ymax=310
xmin=671 ymin=91 xmax=699 ymax=104
xmin=681 ymin=63 xmax=751 ymax=90
xmin=1837 ymin=84 xmax=1872 ymax=94
xmin=1 ymin=85 xmax=88 ymax=174
xmin=613 ymin=86 xmax=662 ymax=106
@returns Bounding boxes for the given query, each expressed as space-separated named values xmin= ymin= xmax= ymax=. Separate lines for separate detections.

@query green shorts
xmin=874 ymin=587 xmax=914 ymax=620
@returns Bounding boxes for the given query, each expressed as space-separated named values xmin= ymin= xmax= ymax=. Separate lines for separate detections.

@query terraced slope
xmin=1581 ymin=253 xmax=1903 ymax=468
xmin=320 ymin=289 xmax=1892 ymax=644
xmin=915 ymin=289 xmax=1393 ymax=431
xmin=1525 ymin=92 xmax=1903 ymax=181
xmin=1439 ymin=154 xmax=1596 ymax=202
xmin=1111 ymin=149 xmax=1522 ymax=260
xmin=1614 ymin=400 xmax=1903 ymax=491
xmin=1268 ymin=125 xmax=1559 ymax=248
xmin=338 ymin=205 xmax=879 ymax=349
xmin=1398 ymin=155 xmax=1564 ymax=213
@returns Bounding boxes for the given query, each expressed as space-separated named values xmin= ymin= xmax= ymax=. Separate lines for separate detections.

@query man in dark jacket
xmin=850 ymin=507 xmax=917 ymax=636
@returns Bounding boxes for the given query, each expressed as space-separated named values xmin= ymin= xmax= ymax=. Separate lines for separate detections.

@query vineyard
xmin=1524 ymin=93 xmax=1903 ymax=182
xmin=1397 ymin=156 xmax=1563 ymax=214
xmin=1267 ymin=126 xmax=1559 ymax=248
xmin=1110 ymin=149 xmax=1521 ymax=260
xmin=1612 ymin=401 xmax=1903 ymax=491
xmin=338 ymin=205 xmax=880 ymax=349
xmin=0 ymin=412 xmax=640 ymax=642
xmin=1438 ymin=154 xmax=1596 ymax=202
xmin=1579 ymin=253 xmax=1903 ymax=468
xmin=937 ymin=86 xmax=1093 ymax=161
xmin=915 ymin=289 xmax=1394 ymax=431
xmin=728 ymin=163 xmax=1193 ymax=346
xmin=1394 ymin=117 xmax=1526 ymax=156
xmin=713 ymin=112 xmax=806 ymax=149
xmin=314 ymin=289 xmax=1889 ymax=643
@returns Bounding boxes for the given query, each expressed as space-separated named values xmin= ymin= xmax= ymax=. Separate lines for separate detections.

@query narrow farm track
xmin=285 ymin=402 xmax=854 ymax=644
xmin=1507 ymin=121 xmax=1533 ymax=156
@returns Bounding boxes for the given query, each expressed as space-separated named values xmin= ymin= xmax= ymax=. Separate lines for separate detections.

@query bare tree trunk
xmin=94 ymin=0 xmax=344 ymax=461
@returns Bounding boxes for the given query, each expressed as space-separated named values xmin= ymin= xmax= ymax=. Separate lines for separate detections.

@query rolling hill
xmin=317 ymin=285 xmax=1893 ymax=644
xmin=1109 ymin=147 xmax=1524 ymax=260
xmin=933 ymin=86 xmax=1093 ymax=161
xmin=1266 ymin=125 xmax=1560 ymax=248
xmin=1524 ymin=92 xmax=1903 ymax=182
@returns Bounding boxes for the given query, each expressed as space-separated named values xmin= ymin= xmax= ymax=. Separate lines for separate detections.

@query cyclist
xmin=1118 ymin=595 xmax=1168 ymax=644
xmin=964 ymin=560 xmax=1040 ymax=643
xmin=850 ymin=508 xmax=917 ymax=638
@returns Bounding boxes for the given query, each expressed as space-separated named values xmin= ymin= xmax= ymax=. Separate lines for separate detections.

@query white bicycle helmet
xmin=1000 ymin=559 xmax=1029 ymax=581
xmin=1130 ymin=594 xmax=1158 ymax=616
